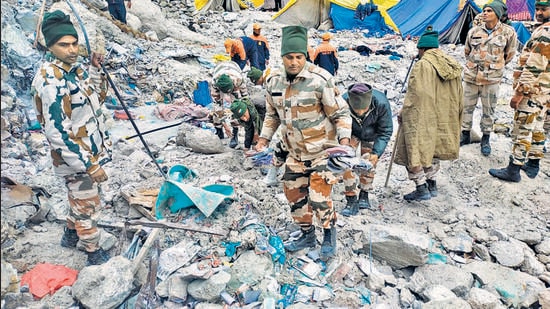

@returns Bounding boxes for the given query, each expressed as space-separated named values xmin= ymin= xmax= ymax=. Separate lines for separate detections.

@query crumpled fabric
xmin=154 ymin=97 xmax=211 ymax=122
xmin=326 ymin=145 xmax=373 ymax=174
xmin=20 ymin=263 xmax=79 ymax=299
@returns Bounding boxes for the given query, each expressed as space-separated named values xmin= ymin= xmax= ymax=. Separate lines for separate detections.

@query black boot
xmin=460 ymin=130 xmax=471 ymax=146
xmin=404 ymin=183 xmax=431 ymax=201
xmin=229 ymin=127 xmax=239 ymax=148
xmin=489 ymin=160 xmax=521 ymax=182
xmin=215 ymin=127 xmax=224 ymax=139
xmin=341 ymin=195 xmax=359 ymax=217
xmin=426 ymin=179 xmax=438 ymax=197
xmin=481 ymin=134 xmax=491 ymax=156
xmin=320 ymin=225 xmax=336 ymax=261
xmin=86 ymin=248 xmax=111 ymax=266
xmin=284 ymin=226 xmax=316 ymax=252
xmin=357 ymin=190 xmax=371 ymax=209
xmin=60 ymin=227 xmax=79 ymax=248
xmin=521 ymin=159 xmax=540 ymax=179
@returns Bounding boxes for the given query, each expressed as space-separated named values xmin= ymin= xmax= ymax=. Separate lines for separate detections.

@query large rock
xmin=462 ymin=261 xmax=545 ymax=308
xmin=408 ymin=264 xmax=473 ymax=298
xmin=360 ymin=224 xmax=431 ymax=269
xmin=72 ymin=256 xmax=135 ymax=309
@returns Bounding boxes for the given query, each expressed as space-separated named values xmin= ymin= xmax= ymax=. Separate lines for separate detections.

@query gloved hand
xmin=87 ymin=165 xmax=108 ymax=183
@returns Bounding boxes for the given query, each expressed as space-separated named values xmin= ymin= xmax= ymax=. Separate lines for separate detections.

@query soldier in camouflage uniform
xmin=254 ymin=26 xmax=352 ymax=261
xmin=210 ymin=60 xmax=250 ymax=148
xmin=489 ymin=0 xmax=550 ymax=182
xmin=31 ymin=11 xmax=112 ymax=265
xmin=461 ymin=1 xmax=518 ymax=156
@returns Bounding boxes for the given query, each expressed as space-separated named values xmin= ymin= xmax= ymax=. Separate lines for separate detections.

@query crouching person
xmin=341 ymin=83 xmax=393 ymax=216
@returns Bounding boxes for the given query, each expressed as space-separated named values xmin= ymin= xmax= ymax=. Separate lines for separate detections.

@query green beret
xmin=216 ymin=74 xmax=233 ymax=93
xmin=281 ymin=26 xmax=308 ymax=56
xmin=247 ymin=67 xmax=263 ymax=83
xmin=483 ymin=1 xmax=506 ymax=20
xmin=535 ymin=0 xmax=550 ymax=6
xmin=42 ymin=10 xmax=78 ymax=47
xmin=230 ymin=100 xmax=248 ymax=118
xmin=417 ymin=27 xmax=439 ymax=49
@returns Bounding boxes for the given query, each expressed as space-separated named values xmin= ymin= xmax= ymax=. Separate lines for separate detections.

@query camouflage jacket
xmin=261 ymin=62 xmax=352 ymax=161
xmin=31 ymin=53 xmax=112 ymax=177
xmin=210 ymin=61 xmax=249 ymax=124
xmin=512 ymin=22 xmax=550 ymax=105
xmin=464 ymin=22 xmax=518 ymax=85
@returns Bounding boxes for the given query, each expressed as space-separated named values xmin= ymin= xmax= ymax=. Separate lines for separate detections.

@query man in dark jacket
xmin=340 ymin=83 xmax=393 ymax=216
xmin=230 ymin=99 xmax=263 ymax=151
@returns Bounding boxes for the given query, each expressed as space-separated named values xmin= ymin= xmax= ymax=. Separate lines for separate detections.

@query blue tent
xmin=511 ymin=21 xmax=531 ymax=46
xmin=388 ymin=0 xmax=481 ymax=44
xmin=329 ymin=2 xmax=394 ymax=37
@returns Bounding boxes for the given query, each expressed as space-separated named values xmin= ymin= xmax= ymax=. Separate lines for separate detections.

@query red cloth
xmin=20 ymin=263 xmax=79 ymax=299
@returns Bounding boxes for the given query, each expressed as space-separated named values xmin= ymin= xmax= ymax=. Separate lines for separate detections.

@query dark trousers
xmin=108 ymin=2 xmax=127 ymax=24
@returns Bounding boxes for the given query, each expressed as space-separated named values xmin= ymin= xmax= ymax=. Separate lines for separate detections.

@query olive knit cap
xmin=230 ymin=99 xmax=247 ymax=118
xmin=281 ymin=26 xmax=308 ymax=56
xmin=483 ymin=1 xmax=506 ymax=19
xmin=348 ymin=83 xmax=373 ymax=111
xmin=247 ymin=67 xmax=263 ymax=83
xmin=417 ymin=26 xmax=439 ymax=49
xmin=216 ymin=74 xmax=233 ymax=93
xmin=535 ymin=0 xmax=550 ymax=6
xmin=42 ymin=10 xmax=78 ymax=47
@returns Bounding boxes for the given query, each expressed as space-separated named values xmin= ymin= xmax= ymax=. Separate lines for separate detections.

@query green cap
xmin=417 ymin=26 xmax=439 ymax=49
xmin=42 ymin=10 xmax=78 ymax=47
xmin=216 ymin=74 xmax=233 ymax=93
xmin=281 ymin=26 xmax=308 ymax=56
xmin=230 ymin=99 xmax=247 ymax=118
xmin=247 ymin=67 xmax=263 ymax=83
xmin=535 ymin=0 xmax=550 ymax=6
xmin=483 ymin=1 xmax=506 ymax=19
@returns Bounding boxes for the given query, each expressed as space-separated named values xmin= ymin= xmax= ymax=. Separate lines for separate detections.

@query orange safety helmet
xmin=252 ymin=23 xmax=261 ymax=30
xmin=321 ymin=33 xmax=333 ymax=41
xmin=224 ymin=38 xmax=233 ymax=53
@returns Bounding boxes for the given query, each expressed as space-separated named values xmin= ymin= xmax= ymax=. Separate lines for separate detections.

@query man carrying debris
xmin=230 ymin=99 xmax=262 ymax=152
xmin=460 ymin=1 xmax=517 ymax=156
xmin=224 ymin=36 xmax=260 ymax=70
xmin=254 ymin=26 xmax=352 ymax=260
xmin=393 ymin=27 xmax=463 ymax=201
xmin=489 ymin=0 xmax=550 ymax=182
xmin=210 ymin=60 xmax=250 ymax=148
xmin=340 ymin=83 xmax=393 ymax=216
xmin=249 ymin=23 xmax=270 ymax=71
xmin=31 ymin=10 xmax=112 ymax=265
xmin=312 ymin=32 xmax=339 ymax=76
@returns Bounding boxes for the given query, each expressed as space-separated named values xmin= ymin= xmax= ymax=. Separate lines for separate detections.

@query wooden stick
xmin=384 ymin=125 xmax=401 ymax=188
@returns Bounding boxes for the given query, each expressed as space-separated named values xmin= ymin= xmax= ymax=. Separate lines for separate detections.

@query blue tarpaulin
xmin=330 ymin=3 xmax=394 ymax=37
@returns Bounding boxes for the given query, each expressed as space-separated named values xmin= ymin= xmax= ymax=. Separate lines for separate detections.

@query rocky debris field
xmin=1 ymin=0 xmax=549 ymax=308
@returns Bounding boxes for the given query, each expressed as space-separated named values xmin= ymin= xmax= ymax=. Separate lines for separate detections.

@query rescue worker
xmin=249 ymin=23 xmax=270 ymax=71
xmin=224 ymin=36 xmax=260 ymax=70
xmin=312 ymin=33 xmax=339 ymax=76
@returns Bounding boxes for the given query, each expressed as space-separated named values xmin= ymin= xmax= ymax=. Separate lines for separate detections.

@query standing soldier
xmin=31 ymin=10 xmax=112 ymax=265
xmin=340 ymin=83 xmax=393 ymax=216
xmin=394 ymin=27 xmax=464 ymax=201
xmin=460 ymin=1 xmax=517 ymax=156
xmin=249 ymin=23 xmax=270 ymax=72
xmin=254 ymin=26 xmax=352 ymax=261
xmin=489 ymin=0 xmax=550 ymax=182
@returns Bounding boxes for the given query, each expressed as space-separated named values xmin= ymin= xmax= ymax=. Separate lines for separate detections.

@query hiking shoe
xmin=520 ymin=159 xmax=540 ymax=179
xmin=481 ymin=134 xmax=491 ymax=156
xmin=426 ymin=179 xmax=438 ymax=197
xmin=263 ymin=166 xmax=279 ymax=186
xmin=229 ymin=127 xmax=239 ymax=148
xmin=341 ymin=195 xmax=359 ymax=217
xmin=357 ymin=190 xmax=371 ymax=209
xmin=460 ymin=130 xmax=471 ymax=146
xmin=284 ymin=226 xmax=316 ymax=252
xmin=403 ymin=183 xmax=431 ymax=201
xmin=60 ymin=227 xmax=79 ymax=248
xmin=86 ymin=248 xmax=111 ymax=266
xmin=320 ymin=226 xmax=336 ymax=261
xmin=489 ymin=160 xmax=521 ymax=183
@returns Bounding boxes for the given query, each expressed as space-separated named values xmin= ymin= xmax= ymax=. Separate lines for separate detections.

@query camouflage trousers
xmin=406 ymin=159 xmax=440 ymax=186
xmin=282 ymin=156 xmax=338 ymax=229
xmin=462 ymin=83 xmax=499 ymax=134
xmin=342 ymin=142 xmax=376 ymax=195
xmin=510 ymin=98 xmax=547 ymax=164
xmin=64 ymin=173 xmax=102 ymax=252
